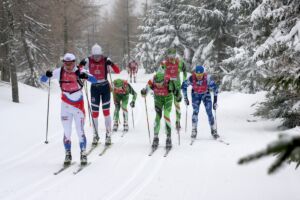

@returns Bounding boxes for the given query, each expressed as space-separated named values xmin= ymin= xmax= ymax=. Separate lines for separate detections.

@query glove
xmin=79 ymin=59 xmax=87 ymax=66
xmin=106 ymin=59 xmax=113 ymax=66
xmin=79 ymin=73 xmax=89 ymax=79
xmin=46 ymin=70 xmax=53 ymax=78
xmin=130 ymin=101 xmax=135 ymax=108
xmin=176 ymin=94 xmax=182 ymax=102
xmin=141 ymin=88 xmax=147 ymax=97
xmin=184 ymin=97 xmax=189 ymax=106
xmin=213 ymin=96 xmax=218 ymax=110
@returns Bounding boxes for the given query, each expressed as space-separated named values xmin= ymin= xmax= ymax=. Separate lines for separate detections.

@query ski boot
xmin=123 ymin=121 xmax=129 ymax=132
xmin=64 ymin=150 xmax=72 ymax=166
xmin=105 ymin=134 xmax=112 ymax=146
xmin=191 ymin=128 xmax=197 ymax=139
xmin=80 ymin=150 xmax=87 ymax=166
xmin=175 ymin=121 xmax=181 ymax=131
xmin=211 ymin=128 xmax=220 ymax=139
xmin=152 ymin=135 xmax=159 ymax=148
xmin=166 ymin=135 xmax=172 ymax=149
xmin=113 ymin=121 xmax=118 ymax=132
xmin=92 ymin=134 xmax=99 ymax=146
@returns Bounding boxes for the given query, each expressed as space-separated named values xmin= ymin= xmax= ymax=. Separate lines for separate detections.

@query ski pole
xmin=84 ymin=82 xmax=92 ymax=127
xmin=131 ymin=108 xmax=135 ymax=129
xmin=84 ymin=83 xmax=98 ymax=137
xmin=185 ymin=104 xmax=188 ymax=133
xmin=144 ymin=97 xmax=151 ymax=144
xmin=45 ymin=79 xmax=51 ymax=144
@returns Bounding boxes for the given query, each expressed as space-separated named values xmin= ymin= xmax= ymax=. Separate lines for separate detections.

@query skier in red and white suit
xmin=41 ymin=53 xmax=97 ymax=166
xmin=79 ymin=44 xmax=121 ymax=146
xmin=127 ymin=60 xmax=138 ymax=83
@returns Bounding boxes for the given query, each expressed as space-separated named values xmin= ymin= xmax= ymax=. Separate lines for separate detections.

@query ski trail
xmin=102 ymin=154 xmax=164 ymax=200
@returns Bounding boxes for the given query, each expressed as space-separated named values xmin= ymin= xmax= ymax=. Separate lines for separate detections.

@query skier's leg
xmin=191 ymin=93 xmax=201 ymax=132
xmin=101 ymin=83 xmax=112 ymax=145
xmin=91 ymin=84 xmax=100 ymax=136
xmin=152 ymin=96 xmax=163 ymax=147
xmin=164 ymin=95 xmax=173 ymax=148
xmin=122 ymin=95 xmax=129 ymax=131
xmin=72 ymin=105 xmax=87 ymax=152
xmin=203 ymin=94 xmax=218 ymax=138
xmin=61 ymin=102 xmax=73 ymax=151
xmin=164 ymin=95 xmax=173 ymax=136
xmin=113 ymin=95 xmax=121 ymax=131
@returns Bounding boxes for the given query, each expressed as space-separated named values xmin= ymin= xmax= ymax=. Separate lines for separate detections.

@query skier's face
xmin=63 ymin=61 xmax=75 ymax=71
xmin=93 ymin=54 xmax=102 ymax=62
xmin=195 ymin=73 xmax=204 ymax=80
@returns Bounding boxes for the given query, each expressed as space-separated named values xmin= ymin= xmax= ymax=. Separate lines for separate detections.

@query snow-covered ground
xmin=0 ymin=70 xmax=300 ymax=200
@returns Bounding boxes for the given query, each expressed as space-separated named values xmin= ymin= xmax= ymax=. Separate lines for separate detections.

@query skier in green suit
xmin=141 ymin=67 xmax=174 ymax=149
xmin=112 ymin=79 xmax=137 ymax=132
xmin=160 ymin=47 xmax=187 ymax=130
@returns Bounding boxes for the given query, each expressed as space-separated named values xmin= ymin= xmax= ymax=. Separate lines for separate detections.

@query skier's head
xmin=63 ymin=53 xmax=76 ymax=71
xmin=194 ymin=65 xmax=205 ymax=80
xmin=155 ymin=66 xmax=165 ymax=83
xmin=114 ymin=79 xmax=124 ymax=88
xmin=167 ymin=47 xmax=176 ymax=59
xmin=91 ymin=43 xmax=103 ymax=62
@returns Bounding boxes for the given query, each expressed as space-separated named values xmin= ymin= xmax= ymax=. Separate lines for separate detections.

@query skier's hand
xmin=213 ymin=103 xmax=218 ymax=110
xmin=79 ymin=73 xmax=89 ymax=79
xmin=46 ymin=70 xmax=53 ymax=78
xmin=176 ymin=95 xmax=182 ymax=102
xmin=213 ymin=96 xmax=218 ymax=110
xmin=79 ymin=59 xmax=87 ymax=66
xmin=184 ymin=97 xmax=189 ymax=106
xmin=141 ymin=88 xmax=147 ymax=97
xmin=106 ymin=59 xmax=113 ymax=66
xmin=130 ymin=101 xmax=135 ymax=108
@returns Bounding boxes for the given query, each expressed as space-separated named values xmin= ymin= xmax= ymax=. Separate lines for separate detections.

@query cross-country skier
xmin=79 ymin=43 xmax=121 ymax=146
xmin=141 ymin=67 xmax=174 ymax=149
xmin=41 ymin=53 xmax=97 ymax=166
xmin=181 ymin=65 xmax=219 ymax=139
xmin=160 ymin=47 xmax=187 ymax=131
xmin=127 ymin=60 xmax=138 ymax=83
xmin=112 ymin=78 xmax=137 ymax=132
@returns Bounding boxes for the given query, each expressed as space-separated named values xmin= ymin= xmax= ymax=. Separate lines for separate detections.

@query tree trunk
xmin=63 ymin=0 xmax=68 ymax=53
xmin=4 ymin=0 xmax=19 ymax=102
xmin=0 ymin=0 xmax=10 ymax=82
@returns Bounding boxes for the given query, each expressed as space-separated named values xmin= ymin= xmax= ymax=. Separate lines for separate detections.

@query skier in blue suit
xmin=181 ymin=65 xmax=219 ymax=139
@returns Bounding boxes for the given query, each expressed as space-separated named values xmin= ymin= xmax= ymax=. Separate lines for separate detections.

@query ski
xmin=53 ymin=162 xmax=76 ymax=175
xmin=121 ymin=131 xmax=128 ymax=137
xmin=99 ymin=144 xmax=112 ymax=156
xmin=73 ymin=162 xmax=91 ymax=175
xmin=190 ymin=138 xmax=196 ymax=145
xmin=86 ymin=144 xmax=99 ymax=156
xmin=163 ymin=147 xmax=172 ymax=157
xmin=148 ymin=147 xmax=158 ymax=156
xmin=215 ymin=138 xmax=230 ymax=145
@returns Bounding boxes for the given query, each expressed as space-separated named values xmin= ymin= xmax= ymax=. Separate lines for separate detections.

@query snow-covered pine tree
xmin=221 ymin=0 xmax=267 ymax=93
xmin=252 ymin=0 xmax=300 ymax=128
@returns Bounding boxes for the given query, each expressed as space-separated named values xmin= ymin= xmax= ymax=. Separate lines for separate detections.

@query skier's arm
xmin=180 ymin=60 xmax=187 ymax=81
xmin=128 ymin=84 xmax=137 ymax=102
xmin=79 ymin=58 xmax=89 ymax=71
xmin=208 ymin=75 xmax=218 ymax=96
xmin=40 ymin=68 xmax=60 ymax=83
xmin=141 ymin=80 xmax=153 ymax=97
xmin=106 ymin=58 xmax=121 ymax=74
xmin=181 ymin=76 xmax=192 ymax=98
xmin=78 ymin=68 xmax=97 ymax=83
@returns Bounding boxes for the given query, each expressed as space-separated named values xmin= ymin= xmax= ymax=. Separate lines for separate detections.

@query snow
xmin=1 ymin=71 xmax=300 ymax=200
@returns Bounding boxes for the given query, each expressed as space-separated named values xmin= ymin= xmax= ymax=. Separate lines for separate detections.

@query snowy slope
xmin=0 ymin=71 xmax=300 ymax=200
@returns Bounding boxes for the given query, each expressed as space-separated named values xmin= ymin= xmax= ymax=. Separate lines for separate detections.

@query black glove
xmin=46 ymin=70 xmax=53 ymax=78
xmin=79 ymin=73 xmax=89 ymax=79
xmin=184 ymin=97 xmax=189 ymax=106
xmin=213 ymin=96 xmax=218 ymax=110
xmin=130 ymin=101 xmax=135 ymax=108
xmin=141 ymin=88 xmax=147 ymax=96
xmin=176 ymin=94 xmax=182 ymax=102
xmin=79 ymin=59 xmax=87 ymax=66
xmin=106 ymin=59 xmax=113 ymax=66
